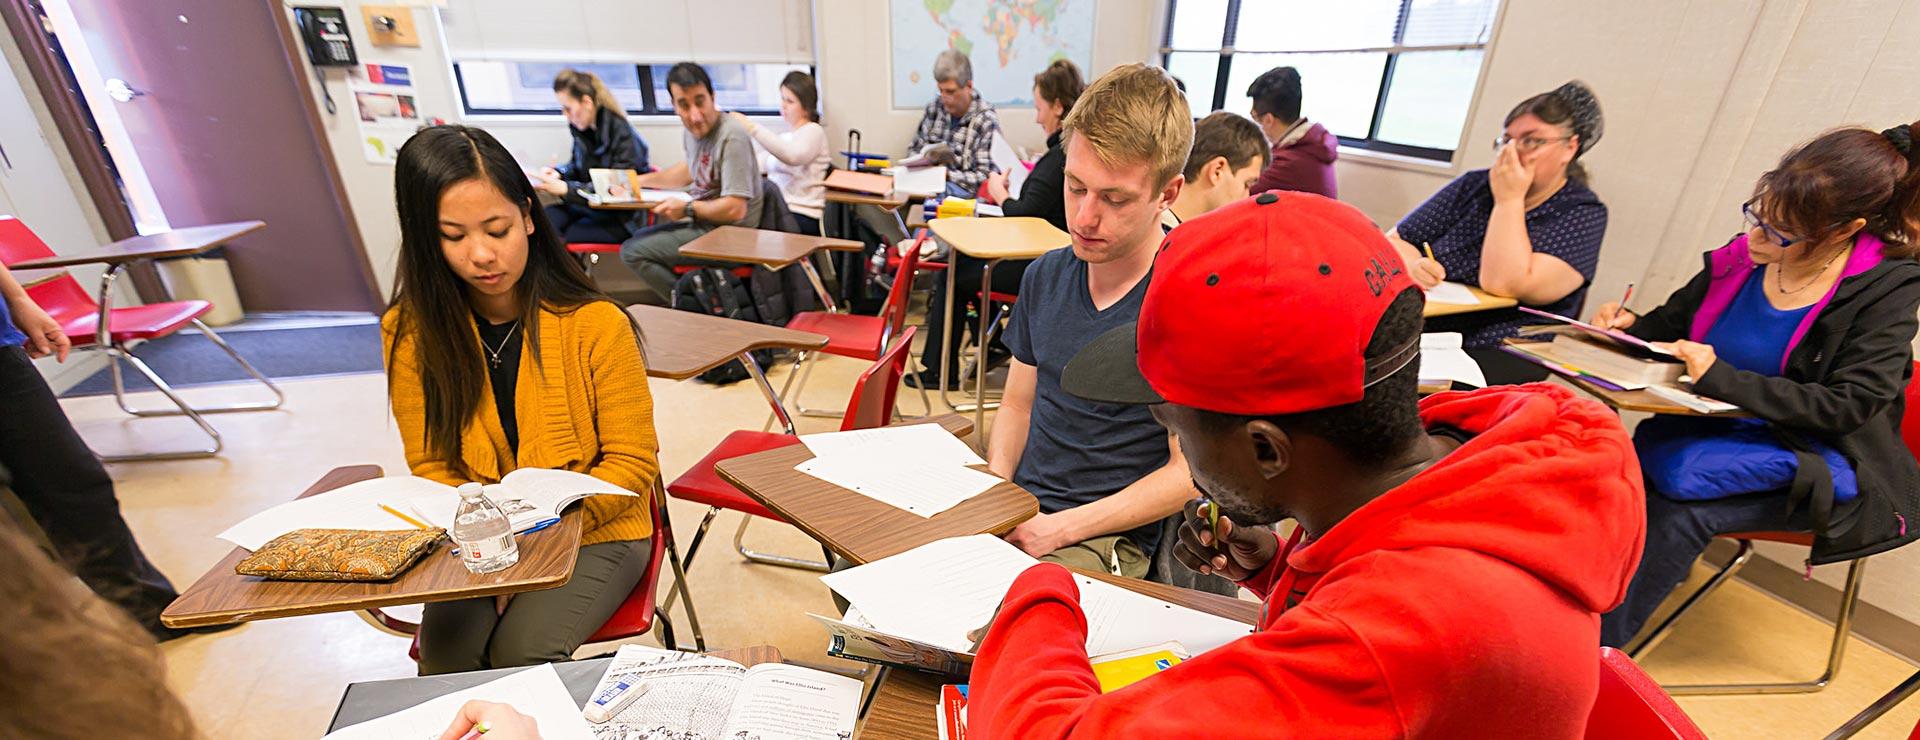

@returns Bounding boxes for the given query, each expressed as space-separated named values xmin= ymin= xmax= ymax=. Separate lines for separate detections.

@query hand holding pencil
xmin=1172 ymin=498 xmax=1279 ymax=582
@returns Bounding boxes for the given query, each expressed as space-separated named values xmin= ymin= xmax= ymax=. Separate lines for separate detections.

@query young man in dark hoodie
xmin=1246 ymin=66 xmax=1338 ymax=199
xmin=966 ymin=191 xmax=1647 ymax=738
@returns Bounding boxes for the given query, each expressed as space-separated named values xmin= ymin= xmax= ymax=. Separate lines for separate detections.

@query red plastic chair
xmin=0 ymin=216 xmax=283 ymax=461
xmin=668 ymin=325 xmax=921 ymax=580
xmin=368 ymin=480 xmax=710 ymax=657
xmin=777 ymin=229 xmax=928 ymax=420
xmin=1629 ymin=362 xmax=1920 ymax=695
xmin=1586 ymin=647 xmax=1707 ymax=739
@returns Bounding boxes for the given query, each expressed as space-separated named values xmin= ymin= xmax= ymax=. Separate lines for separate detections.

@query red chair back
xmin=0 ymin=215 xmax=57 ymax=264
xmin=1901 ymin=361 xmax=1920 ymax=460
xmin=842 ymin=326 xmax=917 ymax=431
xmin=878 ymin=231 xmax=925 ymax=350
xmin=1586 ymin=647 xmax=1706 ymax=740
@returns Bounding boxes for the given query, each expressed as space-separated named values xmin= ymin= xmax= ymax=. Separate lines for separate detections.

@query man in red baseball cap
xmin=966 ymin=192 xmax=1648 ymax=738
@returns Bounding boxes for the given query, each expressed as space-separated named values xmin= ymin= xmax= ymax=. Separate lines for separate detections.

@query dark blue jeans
xmin=1600 ymin=487 xmax=1807 ymax=647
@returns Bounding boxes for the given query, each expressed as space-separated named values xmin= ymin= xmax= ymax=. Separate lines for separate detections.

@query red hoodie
xmin=1252 ymin=121 xmax=1339 ymax=199
xmin=968 ymin=385 xmax=1646 ymax=738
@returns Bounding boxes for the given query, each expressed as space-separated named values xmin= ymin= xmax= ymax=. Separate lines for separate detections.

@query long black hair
xmin=387 ymin=124 xmax=631 ymax=464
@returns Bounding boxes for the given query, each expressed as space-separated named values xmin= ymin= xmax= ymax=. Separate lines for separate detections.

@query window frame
xmin=451 ymin=61 xmax=814 ymax=120
xmin=1161 ymin=0 xmax=1500 ymax=163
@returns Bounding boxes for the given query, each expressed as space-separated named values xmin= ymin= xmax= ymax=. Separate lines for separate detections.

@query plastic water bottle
xmin=452 ymin=483 xmax=518 ymax=574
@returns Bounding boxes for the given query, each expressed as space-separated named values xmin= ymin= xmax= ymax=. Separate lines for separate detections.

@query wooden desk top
xmin=1423 ymin=285 xmax=1520 ymax=317
xmin=929 ymin=216 xmax=1069 ymax=260
xmin=8 ymin=221 xmax=265 ymax=270
xmin=679 ymin=225 xmax=864 ymax=268
xmin=826 ymin=188 xmax=912 ymax=209
xmin=160 ymin=465 xmax=585 ymax=628
xmin=586 ymin=199 xmax=665 ymax=211
xmin=856 ymin=569 xmax=1258 ymax=739
xmin=715 ymin=414 xmax=1033 ymax=565
xmin=629 ymin=304 xmax=828 ymax=380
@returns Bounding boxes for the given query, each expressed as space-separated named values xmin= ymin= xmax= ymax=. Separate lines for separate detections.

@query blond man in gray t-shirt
xmin=622 ymin=63 xmax=765 ymax=301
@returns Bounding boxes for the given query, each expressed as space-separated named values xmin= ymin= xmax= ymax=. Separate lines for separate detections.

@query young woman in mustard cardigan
xmin=384 ymin=125 xmax=659 ymax=675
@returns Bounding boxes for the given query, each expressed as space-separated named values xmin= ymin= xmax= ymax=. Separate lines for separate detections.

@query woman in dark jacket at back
xmin=535 ymin=69 xmax=650 ymax=244
xmin=1596 ymin=122 xmax=1920 ymax=647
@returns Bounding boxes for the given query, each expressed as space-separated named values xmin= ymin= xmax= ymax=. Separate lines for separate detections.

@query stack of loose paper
xmin=889 ymin=166 xmax=949 ymax=196
xmin=821 ymin=535 xmax=1253 ymax=657
xmin=1425 ymin=281 xmax=1482 ymax=305
xmin=796 ymin=425 xmax=1001 ymax=517
xmin=323 ymin=663 xmax=593 ymax=739
xmin=1417 ymin=333 xmax=1486 ymax=388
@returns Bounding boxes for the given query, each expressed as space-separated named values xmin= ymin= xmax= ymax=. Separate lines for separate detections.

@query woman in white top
xmin=731 ymin=71 xmax=830 ymax=235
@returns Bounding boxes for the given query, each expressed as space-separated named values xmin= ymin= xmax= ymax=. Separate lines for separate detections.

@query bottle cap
xmin=457 ymin=482 xmax=486 ymax=499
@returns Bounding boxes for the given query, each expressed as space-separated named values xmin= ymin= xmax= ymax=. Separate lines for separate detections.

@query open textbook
xmin=218 ymin=469 xmax=638 ymax=550
xmin=324 ymin=663 xmax=593 ymax=740
xmin=582 ymin=645 xmax=860 ymax=740
xmin=819 ymin=535 xmax=1253 ymax=661
xmin=588 ymin=168 xmax=640 ymax=202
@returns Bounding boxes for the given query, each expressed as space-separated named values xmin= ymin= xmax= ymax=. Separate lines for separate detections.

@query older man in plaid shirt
xmin=911 ymin=49 xmax=1001 ymax=196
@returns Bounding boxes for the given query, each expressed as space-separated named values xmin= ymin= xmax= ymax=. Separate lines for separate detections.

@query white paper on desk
xmin=989 ymin=132 xmax=1029 ymax=200
xmin=215 ymin=476 xmax=459 ymax=550
xmin=795 ymin=455 xmax=1000 ymax=518
xmin=800 ymin=424 xmax=986 ymax=467
xmin=889 ymin=166 xmax=949 ymax=196
xmin=1425 ymin=281 xmax=1481 ymax=305
xmin=322 ymin=663 xmax=592 ymax=740
xmin=822 ymin=535 xmax=1254 ymax=656
xmin=641 ymin=188 xmax=692 ymax=202
xmin=1417 ymin=332 xmax=1486 ymax=388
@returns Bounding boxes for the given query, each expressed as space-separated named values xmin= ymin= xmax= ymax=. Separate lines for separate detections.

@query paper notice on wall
xmin=351 ymin=82 xmax=421 ymax=164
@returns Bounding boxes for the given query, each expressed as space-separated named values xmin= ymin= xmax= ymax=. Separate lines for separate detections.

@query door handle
xmin=105 ymin=78 xmax=147 ymax=103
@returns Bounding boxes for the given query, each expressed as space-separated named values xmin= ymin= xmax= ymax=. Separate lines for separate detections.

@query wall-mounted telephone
xmin=294 ymin=6 xmax=357 ymax=67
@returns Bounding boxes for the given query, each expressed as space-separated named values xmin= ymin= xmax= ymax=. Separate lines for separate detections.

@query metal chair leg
xmin=1654 ymin=554 xmax=1868 ymax=696
xmin=1824 ymin=668 xmax=1920 ymax=739
xmin=765 ymin=351 xmax=815 ymax=432
xmin=110 ymin=320 xmax=284 ymax=417
xmin=95 ymin=347 xmax=223 ymax=462
xmin=661 ymin=522 xmax=706 ymax=652
xmin=733 ymin=516 xmax=831 ymax=571
xmin=1629 ymin=540 xmax=1754 ymax=660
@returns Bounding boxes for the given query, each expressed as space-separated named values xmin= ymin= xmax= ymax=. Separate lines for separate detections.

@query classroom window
xmin=453 ymin=61 xmax=811 ymax=118
xmin=1163 ymin=0 xmax=1500 ymax=161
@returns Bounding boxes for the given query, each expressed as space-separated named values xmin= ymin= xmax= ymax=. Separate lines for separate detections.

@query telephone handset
xmin=293 ymin=6 xmax=357 ymax=67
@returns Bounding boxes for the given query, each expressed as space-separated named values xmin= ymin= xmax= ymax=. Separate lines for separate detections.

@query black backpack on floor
xmin=670 ymin=267 xmax=773 ymax=385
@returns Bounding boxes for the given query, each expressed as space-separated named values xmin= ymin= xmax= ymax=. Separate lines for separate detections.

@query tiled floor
xmin=58 ymin=351 xmax=1920 ymax=738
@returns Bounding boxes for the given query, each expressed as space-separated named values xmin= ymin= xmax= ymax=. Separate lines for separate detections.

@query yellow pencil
xmin=1206 ymin=500 xmax=1223 ymax=543
xmin=379 ymin=503 xmax=432 ymax=530
xmin=1421 ymin=242 xmax=1437 ymax=261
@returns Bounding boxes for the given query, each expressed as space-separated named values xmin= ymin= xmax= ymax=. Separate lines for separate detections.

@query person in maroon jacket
xmin=1246 ymin=66 xmax=1338 ymax=198
xmin=965 ymin=192 xmax=1647 ymax=738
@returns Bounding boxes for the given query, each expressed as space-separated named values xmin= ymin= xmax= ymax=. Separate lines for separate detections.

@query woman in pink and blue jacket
xmin=1596 ymin=123 xmax=1920 ymax=647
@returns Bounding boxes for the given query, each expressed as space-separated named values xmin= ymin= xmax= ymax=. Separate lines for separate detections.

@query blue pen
xmin=451 ymin=518 xmax=560 ymax=556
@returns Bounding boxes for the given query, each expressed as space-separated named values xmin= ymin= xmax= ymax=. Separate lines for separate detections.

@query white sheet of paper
xmin=822 ymin=535 xmax=1254 ymax=656
xmin=641 ymin=188 xmax=692 ymax=202
xmin=890 ymin=166 xmax=949 ymax=196
xmin=1417 ymin=332 xmax=1486 ymax=387
xmin=322 ymin=663 xmax=593 ymax=740
xmin=216 ymin=476 xmax=458 ymax=550
xmin=721 ymin=664 xmax=863 ymax=740
xmin=1425 ymin=281 xmax=1481 ymax=305
xmin=800 ymin=424 xmax=986 ymax=467
xmin=795 ymin=455 xmax=1001 ymax=518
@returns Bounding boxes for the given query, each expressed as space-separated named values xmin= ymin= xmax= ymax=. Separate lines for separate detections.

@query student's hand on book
xmin=1593 ymin=302 xmax=1636 ymax=331
xmin=1654 ymin=339 xmax=1717 ymax=380
xmin=436 ymin=700 xmax=539 ymax=740
xmin=1410 ymin=257 xmax=1446 ymax=289
xmin=1173 ymin=498 xmax=1277 ymax=582
xmin=984 ymin=171 xmax=1010 ymax=203
xmin=1489 ymin=143 xmax=1532 ymax=205
xmin=1005 ymin=512 xmax=1075 ymax=559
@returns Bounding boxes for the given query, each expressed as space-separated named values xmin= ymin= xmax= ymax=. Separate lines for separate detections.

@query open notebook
xmin=818 ymin=535 xmax=1253 ymax=666
xmin=217 ymin=469 xmax=639 ymax=550
xmin=582 ymin=645 xmax=861 ymax=740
